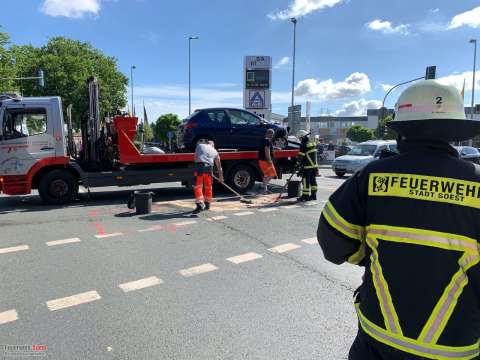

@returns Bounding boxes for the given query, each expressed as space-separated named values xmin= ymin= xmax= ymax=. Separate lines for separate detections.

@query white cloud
xmin=274 ymin=57 xmax=290 ymax=69
xmin=334 ymin=99 xmax=382 ymax=116
xmin=268 ymin=0 xmax=344 ymax=20
xmin=294 ymin=72 xmax=371 ymax=100
xmin=366 ymin=19 xmax=410 ymax=35
xmin=448 ymin=6 xmax=480 ymax=29
xmin=40 ymin=0 xmax=101 ymax=18
xmin=437 ymin=71 xmax=480 ymax=92
xmin=380 ymin=83 xmax=394 ymax=92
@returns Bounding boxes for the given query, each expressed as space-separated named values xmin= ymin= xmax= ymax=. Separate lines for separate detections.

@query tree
xmin=143 ymin=121 xmax=154 ymax=142
xmin=346 ymin=125 xmax=374 ymax=143
xmin=12 ymin=37 xmax=128 ymax=129
xmin=0 ymin=29 xmax=17 ymax=92
xmin=152 ymin=113 xmax=181 ymax=142
xmin=374 ymin=115 xmax=397 ymax=140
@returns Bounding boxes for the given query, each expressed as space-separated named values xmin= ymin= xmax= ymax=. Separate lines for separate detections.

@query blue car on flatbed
xmin=176 ymin=107 xmax=288 ymax=151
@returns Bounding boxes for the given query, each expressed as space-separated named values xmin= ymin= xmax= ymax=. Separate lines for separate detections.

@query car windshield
xmin=182 ymin=111 xmax=199 ymax=123
xmin=347 ymin=144 xmax=377 ymax=156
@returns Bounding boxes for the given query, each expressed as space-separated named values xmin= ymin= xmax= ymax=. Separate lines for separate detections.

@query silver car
xmin=332 ymin=140 xmax=397 ymax=177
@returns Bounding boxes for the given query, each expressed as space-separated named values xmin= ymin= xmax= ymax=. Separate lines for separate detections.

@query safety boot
xmin=297 ymin=195 xmax=309 ymax=202
xmin=308 ymin=193 xmax=317 ymax=201
xmin=192 ymin=203 xmax=204 ymax=214
xmin=204 ymin=202 xmax=210 ymax=210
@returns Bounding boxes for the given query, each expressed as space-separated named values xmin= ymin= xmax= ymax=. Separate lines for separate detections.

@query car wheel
xmin=38 ymin=169 xmax=79 ymax=205
xmin=227 ymin=164 xmax=255 ymax=194
xmin=335 ymin=171 xmax=346 ymax=177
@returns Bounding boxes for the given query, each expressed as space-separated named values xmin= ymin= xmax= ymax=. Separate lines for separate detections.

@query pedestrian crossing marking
xmin=301 ymin=237 xmax=317 ymax=245
xmin=179 ymin=263 xmax=219 ymax=277
xmin=226 ymin=252 xmax=263 ymax=264
xmin=46 ymin=291 xmax=101 ymax=311
xmin=0 ymin=245 xmax=29 ymax=254
xmin=0 ymin=309 xmax=18 ymax=325
xmin=268 ymin=243 xmax=301 ymax=253
xmin=119 ymin=276 xmax=163 ymax=292
xmin=46 ymin=238 xmax=81 ymax=246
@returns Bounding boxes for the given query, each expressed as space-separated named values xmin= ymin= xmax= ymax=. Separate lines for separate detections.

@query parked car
xmin=176 ymin=108 xmax=288 ymax=151
xmin=454 ymin=146 xmax=480 ymax=164
xmin=332 ymin=140 xmax=397 ymax=177
xmin=335 ymin=145 xmax=352 ymax=157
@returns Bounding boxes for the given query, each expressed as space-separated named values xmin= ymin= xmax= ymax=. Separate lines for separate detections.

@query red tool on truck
xmin=0 ymin=77 xmax=298 ymax=204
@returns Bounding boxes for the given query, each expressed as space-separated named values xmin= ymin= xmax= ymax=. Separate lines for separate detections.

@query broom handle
xmin=211 ymin=174 xmax=244 ymax=198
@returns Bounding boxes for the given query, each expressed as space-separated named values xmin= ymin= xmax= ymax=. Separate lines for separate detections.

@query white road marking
xmin=46 ymin=290 xmax=101 ymax=311
xmin=0 ymin=245 xmax=29 ymax=255
xmin=119 ymin=276 xmax=163 ymax=292
xmin=233 ymin=211 xmax=254 ymax=216
xmin=206 ymin=216 xmax=227 ymax=221
xmin=95 ymin=232 xmax=123 ymax=239
xmin=138 ymin=225 xmax=163 ymax=233
xmin=283 ymin=204 xmax=300 ymax=209
xmin=226 ymin=252 xmax=263 ymax=264
xmin=258 ymin=208 xmax=278 ymax=213
xmin=301 ymin=237 xmax=318 ymax=245
xmin=0 ymin=309 xmax=18 ymax=325
xmin=46 ymin=237 xmax=81 ymax=247
xmin=268 ymin=243 xmax=301 ymax=253
xmin=179 ymin=263 xmax=218 ymax=277
xmin=174 ymin=220 xmax=198 ymax=226
xmin=304 ymin=202 xmax=318 ymax=206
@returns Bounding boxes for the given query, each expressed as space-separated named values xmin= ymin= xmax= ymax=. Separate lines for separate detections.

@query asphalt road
xmin=0 ymin=169 xmax=363 ymax=360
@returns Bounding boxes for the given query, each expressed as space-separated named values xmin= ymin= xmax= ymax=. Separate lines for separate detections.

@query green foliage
xmin=11 ymin=36 xmax=127 ymax=129
xmin=0 ymin=29 xmax=16 ymax=92
xmin=143 ymin=121 xmax=154 ymax=141
xmin=346 ymin=125 xmax=374 ymax=143
xmin=374 ymin=115 xmax=397 ymax=140
xmin=152 ymin=113 xmax=181 ymax=142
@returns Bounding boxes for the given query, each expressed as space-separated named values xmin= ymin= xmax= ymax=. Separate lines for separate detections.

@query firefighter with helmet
xmin=296 ymin=129 xmax=319 ymax=201
xmin=317 ymin=80 xmax=480 ymax=359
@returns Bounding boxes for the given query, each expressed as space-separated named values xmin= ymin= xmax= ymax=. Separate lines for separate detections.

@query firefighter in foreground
xmin=317 ymin=80 xmax=480 ymax=360
xmin=192 ymin=140 xmax=223 ymax=214
xmin=296 ymin=130 xmax=318 ymax=201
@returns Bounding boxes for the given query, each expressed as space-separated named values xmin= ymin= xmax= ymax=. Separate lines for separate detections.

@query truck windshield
xmin=347 ymin=144 xmax=377 ymax=156
xmin=2 ymin=108 xmax=47 ymax=140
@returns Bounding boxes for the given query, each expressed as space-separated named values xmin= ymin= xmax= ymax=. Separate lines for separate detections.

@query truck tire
xmin=227 ymin=164 xmax=255 ymax=194
xmin=335 ymin=171 xmax=346 ymax=177
xmin=38 ymin=169 xmax=79 ymax=205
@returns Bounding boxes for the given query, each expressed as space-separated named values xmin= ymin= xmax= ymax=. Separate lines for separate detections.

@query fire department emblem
xmin=373 ymin=176 xmax=388 ymax=193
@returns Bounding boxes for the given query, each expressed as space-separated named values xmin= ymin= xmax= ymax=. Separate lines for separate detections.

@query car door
xmin=227 ymin=109 xmax=264 ymax=149
xmin=0 ymin=104 xmax=53 ymax=176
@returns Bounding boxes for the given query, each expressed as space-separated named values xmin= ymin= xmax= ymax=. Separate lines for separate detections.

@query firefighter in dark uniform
xmin=317 ymin=80 xmax=480 ymax=360
xmin=296 ymin=130 xmax=319 ymax=201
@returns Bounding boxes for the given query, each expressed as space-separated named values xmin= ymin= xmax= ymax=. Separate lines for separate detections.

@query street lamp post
xmin=470 ymin=39 xmax=477 ymax=120
xmin=290 ymin=17 xmax=297 ymax=108
xmin=188 ymin=36 xmax=199 ymax=115
xmin=130 ymin=65 xmax=136 ymax=116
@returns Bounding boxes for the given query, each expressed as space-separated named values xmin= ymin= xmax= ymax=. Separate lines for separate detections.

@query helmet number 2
xmin=436 ymin=96 xmax=443 ymax=104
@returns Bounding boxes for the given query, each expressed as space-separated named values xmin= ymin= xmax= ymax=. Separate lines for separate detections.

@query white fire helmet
xmin=387 ymin=80 xmax=480 ymax=141
xmin=297 ymin=130 xmax=308 ymax=139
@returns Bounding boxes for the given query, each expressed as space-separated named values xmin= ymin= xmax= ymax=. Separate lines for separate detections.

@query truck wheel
xmin=227 ymin=164 xmax=255 ymax=194
xmin=38 ymin=170 xmax=79 ymax=205
xmin=335 ymin=171 xmax=346 ymax=177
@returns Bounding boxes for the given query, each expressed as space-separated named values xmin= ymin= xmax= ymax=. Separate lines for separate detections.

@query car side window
xmin=376 ymin=145 xmax=387 ymax=156
xmin=388 ymin=144 xmax=398 ymax=153
xmin=229 ymin=110 xmax=260 ymax=126
xmin=2 ymin=107 xmax=47 ymax=140
xmin=206 ymin=110 xmax=226 ymax=124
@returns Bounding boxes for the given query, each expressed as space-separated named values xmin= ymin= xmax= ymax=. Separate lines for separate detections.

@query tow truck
xmin=0 ymin=77 xmax=299 ymax=204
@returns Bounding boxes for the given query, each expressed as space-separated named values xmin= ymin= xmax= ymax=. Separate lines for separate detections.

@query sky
xmin=1 ymin=0 xmax=480 ymax=121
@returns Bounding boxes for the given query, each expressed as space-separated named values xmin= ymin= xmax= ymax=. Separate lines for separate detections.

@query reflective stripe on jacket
xmin=317 ymin=140 xmax=480 ymax=360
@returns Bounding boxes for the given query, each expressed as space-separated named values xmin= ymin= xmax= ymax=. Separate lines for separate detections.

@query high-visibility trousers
xmin=301 ymin=169 xmax=317 ymax=196
xmin=193 ymin=171 xmax=213 ymax=204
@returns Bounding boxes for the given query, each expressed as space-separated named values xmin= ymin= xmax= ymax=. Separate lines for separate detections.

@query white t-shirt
xmin=195 ymin=144 xmax=219 ymax=166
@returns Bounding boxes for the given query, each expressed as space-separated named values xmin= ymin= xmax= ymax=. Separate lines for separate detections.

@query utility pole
xmin=470 ymin=39 xmax=477 ymax=120
xmin=290 ymin=17 xmax=297 ymax=108
xmin=188 ymin=36 xmax=199 ymax=115
xmin=130 ymin=65 xmax=136 ymax=116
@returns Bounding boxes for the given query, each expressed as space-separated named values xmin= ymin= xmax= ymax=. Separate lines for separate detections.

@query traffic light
xmin=37 ymin=70 xmax=44 ymax=88
xmin=425 ymin=66 xmax=436 ymax=80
